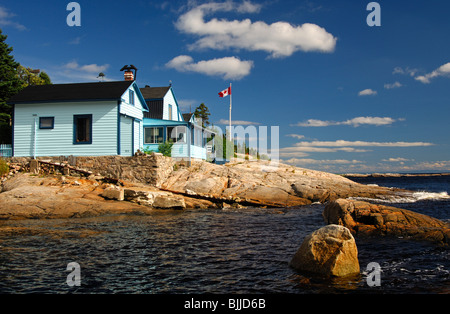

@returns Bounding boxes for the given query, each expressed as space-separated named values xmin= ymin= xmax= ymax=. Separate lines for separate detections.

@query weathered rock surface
xmin=0 ymin=173 xmax=180 ymax=220
xmin=289 ymin=224 xmax=360 ymax=277
xmin=323 ymin=199 xmax=450 ymax=245
xmin=162 ymin=160 xmax=396 ymax=208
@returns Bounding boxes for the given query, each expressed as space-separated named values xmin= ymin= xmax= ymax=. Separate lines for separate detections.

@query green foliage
xmin=0 ymin=29 xmax=52 ymax=144
xmin=193 ymin=103 xmax=211 ymax=128
xmin=158 ymin=140 xmax=174 ymax=157
xmin=0 ymin=29 xmax=22 ymax=118
xmin=142 ymin=146 xmax=155 ymax=155
xmin=0 ymin=158 xmax=9 ymax=176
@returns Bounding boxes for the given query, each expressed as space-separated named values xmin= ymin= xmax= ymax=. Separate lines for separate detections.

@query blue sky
xmin=1 ymin=0 xmax=449 ymax=173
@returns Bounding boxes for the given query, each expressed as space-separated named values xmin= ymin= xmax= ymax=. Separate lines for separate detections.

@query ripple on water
xmin=0 ymin=206 xmax=448 ymax=294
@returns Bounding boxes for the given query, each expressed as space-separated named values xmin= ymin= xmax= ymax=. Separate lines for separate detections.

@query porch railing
xmin=0 ymin=144 xmax=12 ymax=157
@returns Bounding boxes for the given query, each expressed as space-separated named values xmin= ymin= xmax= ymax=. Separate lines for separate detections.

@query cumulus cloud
xmin=291 ymin=116 xmax=400 ymax=127
xmin=285 ymin=158 xmax=363 ymax=165
xmin=382 ymin=157 xmax=413 ymax=162
xmin=415 ymin=62 xmax=450 ymax=84
xmin=384 ymin=81 xmax=403 ymax=89
xmin=393 ymin=66 xmax=418 ymax=77
xmin=0 ymin=6 xmax=27 ymax=30
xmin=358 ymin=89 xmax=377 ymax=96
xmin=50 ymin=61 xmax=112 ymax=83
xmin=216 ymin=119 xmax=261 ymax=125
xmin=286 ymin=134 xmax=305 ymax=139
xmin=175 ymin=1 xmax=337 ymax=58
xmin=166 ymin=55 xmax=253 ymax=80
xmin=293 ymin=140 xmax=434 ymax=147
xmin=65 ymin=61 xmax=110 ymax=73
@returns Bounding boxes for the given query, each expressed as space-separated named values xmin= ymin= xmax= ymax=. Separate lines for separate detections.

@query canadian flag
xmin=218 ymin=86 xmax=231 ymax=97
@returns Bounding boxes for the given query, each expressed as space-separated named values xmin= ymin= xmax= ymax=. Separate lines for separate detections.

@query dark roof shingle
xmin=139 ymin=86 xmax=170 ymax=100
xmin=8 ymin=81 xmax=134 ymax=104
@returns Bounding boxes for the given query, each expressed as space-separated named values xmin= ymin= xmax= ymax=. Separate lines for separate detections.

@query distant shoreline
xmin=343 ymin=173 xmax=450 ymax=178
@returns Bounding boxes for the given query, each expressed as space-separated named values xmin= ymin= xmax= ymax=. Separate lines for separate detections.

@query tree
xmin=0 ymin=29 xmax=22 ymax=119
xmin=194 ymin=103 xmax=211 ymax=128
xmin=39 ymin=71 xmax=52 ymax=85
xmin=17 ymin=65 xmax=50 ymax=88
xmin=0 ymin=29 xmax=52 ymax=143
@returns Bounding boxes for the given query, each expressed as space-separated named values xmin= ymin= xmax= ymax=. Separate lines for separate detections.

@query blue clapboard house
xmin=7 ymin=68 xmax=214 ymax=161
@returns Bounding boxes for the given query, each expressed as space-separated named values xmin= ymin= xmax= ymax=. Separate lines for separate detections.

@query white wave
xmin=350 ymin=191 xmax=450 ymax=204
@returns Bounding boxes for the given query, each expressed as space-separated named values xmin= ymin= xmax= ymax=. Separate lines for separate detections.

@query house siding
xmin=162 ymin=89 xmax=182 ymax=121
xmin=120 ymin=84 xmax=144 ymax=120
xmin=13 ymin=101 xmax=118 ymax=157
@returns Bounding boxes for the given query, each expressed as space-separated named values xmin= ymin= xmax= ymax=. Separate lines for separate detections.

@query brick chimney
xmin=124 ymin=70 xmax=134 ymax=81
xmin=120 ymin=65 xmax=138 ymax=81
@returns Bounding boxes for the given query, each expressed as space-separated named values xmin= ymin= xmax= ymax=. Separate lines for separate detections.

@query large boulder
xmin=323 ymin=199 xmax=450 ymax=245
xmin=289 ymin=224 xmax=360 ymax=277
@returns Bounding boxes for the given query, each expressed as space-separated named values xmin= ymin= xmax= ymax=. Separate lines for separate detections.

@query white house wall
xmin=120 ymin=84 xmax=144 ymax=120
xmin=14 ymin=101 xmax=118 ymax=157
xmin=162 ymin=89 xmax=183 ymax=121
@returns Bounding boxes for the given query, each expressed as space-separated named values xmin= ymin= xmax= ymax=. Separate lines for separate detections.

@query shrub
xmin=158 ymin=140 xmax=173 ymax=157
xmin=0 ymin=158 xmax=9 ymax=176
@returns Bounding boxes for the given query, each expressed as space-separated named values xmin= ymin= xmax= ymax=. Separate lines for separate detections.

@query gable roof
xmin=182 ymin=113 xmax=194 ymax=122
xmin=8 ymin=81 xmax=135 ymax=104
xmin=139 ymin=86 xmax=171 ymax=100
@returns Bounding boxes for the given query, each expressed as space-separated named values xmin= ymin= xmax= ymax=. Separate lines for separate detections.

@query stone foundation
xmin=8 ymin=153 xmax=175 ymax=187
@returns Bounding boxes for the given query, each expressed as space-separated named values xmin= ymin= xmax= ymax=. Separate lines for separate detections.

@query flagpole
xmin=229 ymin=83 xmax=232 ymax=143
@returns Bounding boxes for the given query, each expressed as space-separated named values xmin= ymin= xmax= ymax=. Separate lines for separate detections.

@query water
xmin=0 ymin=175 xmax=448 ymax=294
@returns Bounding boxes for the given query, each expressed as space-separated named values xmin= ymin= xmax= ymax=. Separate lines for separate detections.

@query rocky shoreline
xmin=1 ymin=158 xmax=449 ymax=245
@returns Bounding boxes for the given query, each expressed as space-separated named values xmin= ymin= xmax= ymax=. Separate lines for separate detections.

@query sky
xmin=1 ymin=0 xmax=449 ymax=173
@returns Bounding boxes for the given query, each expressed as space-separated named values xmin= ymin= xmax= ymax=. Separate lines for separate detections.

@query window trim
xmin=144 ymin=126 xmax=164 ymax=145
xmin=39 ymin=117 xmax=54 ymax=129
xmin=129 ymin=90 xmax=135 ymax=106
xmin=73 ymin=114 xmax=93 ymax=145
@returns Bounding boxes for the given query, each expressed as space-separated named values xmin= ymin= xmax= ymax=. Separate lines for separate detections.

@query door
xmin=120 ymin=115 xmax=133 ymax=156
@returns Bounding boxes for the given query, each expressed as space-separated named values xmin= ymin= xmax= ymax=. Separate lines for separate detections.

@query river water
xmin=0 ymin=175 xmax=449 ymax=294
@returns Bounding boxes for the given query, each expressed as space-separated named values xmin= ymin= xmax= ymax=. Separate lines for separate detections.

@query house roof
xmin=7 ymin=81 xmax=135 ymax=104
xmin=139 ymin=86 xmax=171 ymax=100
xmin=182 ymin=113 xmax=194 ymax=122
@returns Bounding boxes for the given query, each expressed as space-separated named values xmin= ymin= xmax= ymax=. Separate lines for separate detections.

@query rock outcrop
xmin=289 ymin=224 xmax=360 ymax=277
xmin=162 ymin=160 xmax=397 ymax=208
xmin=323 ymin=199 xmax=450 ymax=245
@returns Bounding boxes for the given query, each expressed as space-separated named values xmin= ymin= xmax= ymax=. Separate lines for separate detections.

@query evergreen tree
xmin=193 ymin=103 xmax=211 ymax=128
xmin=0 ymin=29 xmax=22 ymax=118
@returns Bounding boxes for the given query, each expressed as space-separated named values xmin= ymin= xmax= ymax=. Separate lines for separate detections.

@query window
xmin=129 ymin=90 xmax=135 ymax=106
xmin=73 ymin=114 xmax=92 ymax=144
xmin=167 ymin=126 xmax=186 ymax=143
xmin=144 ymin=127 xmax=164 ymax=144
xmin=39 ymin=117 xmax=54 ymax=129
xmin=168 ymin=104 xmax=172 ymax=120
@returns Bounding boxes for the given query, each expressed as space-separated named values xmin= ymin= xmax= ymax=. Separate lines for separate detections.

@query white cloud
xmin=382 ymin=157 xmax=413 ymax=162
xmin=175 ymin=1 xmax=337 ymax=58
xmin=216 ymin=119 xmax=261 ymax=125
xmin=0 ymin=6 xmax=27 ymax=31
xmin=293 ymin=140 xmax=434 ymax=147
xmin=177 ymin=99 xmax=198 ymax=111
xmin=286 ymin=134 xmax=305 ymax=139
xmin=291 ymin=116 xmax=400 ymax=127
xmin=166 ymin=55 xmax=253 ymax=80
xmin=285 ymin=158 xmax=363 ymax=166
xmin=50 ymin=61 xmax=112 ymax=83
xmin=358 ymin=89 xmax=377 ymax=96
xmin=415 ymin=62 xmax=450 ymax=84
xmin=393 ymin=66 xmax=418 ymax=77
xmin=384 ymin=81 xmax=403 ymax=89
xmin=64 ymin=61 xmax=110 ymax=73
